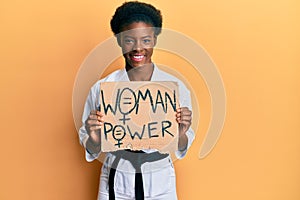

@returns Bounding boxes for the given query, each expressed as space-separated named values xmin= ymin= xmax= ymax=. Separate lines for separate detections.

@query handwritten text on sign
xmin=100 ymin=81 xmax=179 ymax=153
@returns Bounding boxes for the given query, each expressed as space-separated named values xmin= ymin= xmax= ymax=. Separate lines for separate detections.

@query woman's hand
xmin=176 ymin=107 xmax=192 ymax=151
xmin=85 ymin=110 xmax=104 ymax=154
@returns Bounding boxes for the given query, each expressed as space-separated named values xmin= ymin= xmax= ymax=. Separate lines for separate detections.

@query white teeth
xmin=133 ymin=55 xmax=143 ymax=59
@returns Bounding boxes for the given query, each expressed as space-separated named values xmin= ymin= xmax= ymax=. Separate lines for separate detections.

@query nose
xmin=133 ymin=40 xmax=142 ymax=51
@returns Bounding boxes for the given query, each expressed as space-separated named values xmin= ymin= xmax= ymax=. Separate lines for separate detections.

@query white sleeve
xmin=175 ymin=85 xmax=196 ymax=159
xmin=78 ymin=83 xmax=101 ymax=162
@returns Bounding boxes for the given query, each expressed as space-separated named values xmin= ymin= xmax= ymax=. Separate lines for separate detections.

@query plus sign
xmin=119 ymin=114 xmax=130 ymax=125
xmin=114 ymin=140 xmax=123 ymax=148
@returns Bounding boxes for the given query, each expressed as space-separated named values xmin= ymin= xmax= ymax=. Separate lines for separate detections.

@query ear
xmin=153 ymin=35 xmax=157 ymax=47
xmin=116 ymin=35 xmax=122 ymax=47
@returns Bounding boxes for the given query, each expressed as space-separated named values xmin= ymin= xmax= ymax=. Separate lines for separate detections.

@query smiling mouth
xmin=130 ymin=55 xmax=145 ymax=62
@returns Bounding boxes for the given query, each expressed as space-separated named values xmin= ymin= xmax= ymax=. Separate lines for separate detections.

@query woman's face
xmin=119 ymin=22 xmax=156 ymax=68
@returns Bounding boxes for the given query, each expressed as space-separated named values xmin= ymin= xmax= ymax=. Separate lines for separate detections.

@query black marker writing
xmin=103 ymin=121 xmax=174 ymax=148
xmin=100 ymin=88 xmax=177 ymax=115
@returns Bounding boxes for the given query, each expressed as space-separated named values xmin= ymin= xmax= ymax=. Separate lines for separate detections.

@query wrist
xmin=178 ymin=133 xmax=188 ymax=151
xmin=86 ymin=136 xmax=101 ymax=154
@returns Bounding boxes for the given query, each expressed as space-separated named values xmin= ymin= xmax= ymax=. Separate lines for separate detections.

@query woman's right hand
xmin=85 ymin=110 xmax=104 ymax=149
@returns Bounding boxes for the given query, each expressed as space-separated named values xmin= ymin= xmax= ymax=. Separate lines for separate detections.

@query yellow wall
xmin=1 ymin=0 xmax=299 ymax=199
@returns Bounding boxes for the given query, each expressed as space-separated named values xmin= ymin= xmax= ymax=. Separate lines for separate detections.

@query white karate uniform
xmin=78 ymin=64 xmax=195 ymax=200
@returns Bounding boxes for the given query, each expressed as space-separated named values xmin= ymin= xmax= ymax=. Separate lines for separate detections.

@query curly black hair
xmin=110 ymin=1 xmax=163 ymax=36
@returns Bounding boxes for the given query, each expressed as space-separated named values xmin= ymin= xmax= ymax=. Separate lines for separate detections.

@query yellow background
xmin=1 ymin=0 xmax=299 ymax=199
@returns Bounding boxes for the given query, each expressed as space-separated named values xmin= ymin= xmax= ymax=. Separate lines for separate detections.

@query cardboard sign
xmin=100 ymin=81 xmax=179 ymax=153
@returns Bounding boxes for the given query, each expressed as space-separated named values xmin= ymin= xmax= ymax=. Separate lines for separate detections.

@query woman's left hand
xmin=176 ymin=107 xmax=192 ymax=151
xmin=176 ymin=107 xmax=192 ymax=136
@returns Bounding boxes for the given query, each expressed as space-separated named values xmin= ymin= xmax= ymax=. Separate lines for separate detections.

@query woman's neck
xmin=126 ymin=62 xmax=154 ymax=81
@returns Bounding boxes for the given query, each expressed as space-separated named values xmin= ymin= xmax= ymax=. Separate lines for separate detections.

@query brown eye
xmin=125 ymin=39 xmax=134 ymax=44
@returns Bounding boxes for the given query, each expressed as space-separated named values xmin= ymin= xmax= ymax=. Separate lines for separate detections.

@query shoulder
xmin=89 ymin=68 xmax=126 ymax=93
xmin=154 ymin=65 xmax=192 ymax=107
xmin=100 ymin=69 xmax=127 ymax=82
xmin=154 ymin=66 xmax=190 ymax=93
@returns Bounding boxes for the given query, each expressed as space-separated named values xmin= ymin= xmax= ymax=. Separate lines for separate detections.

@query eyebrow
xmin=123 ymin=35 xmax=152 ymax=39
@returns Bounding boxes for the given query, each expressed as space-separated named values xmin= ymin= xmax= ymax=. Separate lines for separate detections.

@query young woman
xmin=79 ymin=2 xmax=195 ymax=199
